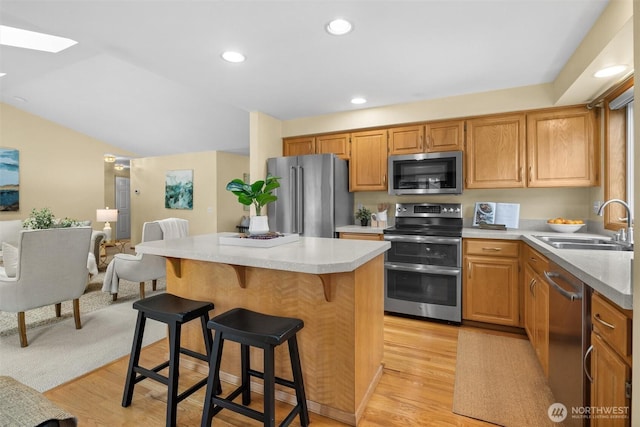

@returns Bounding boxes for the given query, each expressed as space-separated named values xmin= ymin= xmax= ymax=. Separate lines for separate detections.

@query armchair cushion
xmin=2 ymin=242 xmax=17 ymax=278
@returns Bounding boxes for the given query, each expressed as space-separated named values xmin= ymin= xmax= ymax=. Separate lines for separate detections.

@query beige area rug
xmin=0 ymin=273 xmax=167 ymax=392
xmin=452 ymin=330 xmax=558 ymax=427
xmin=0 ymin=271 xmax=166 ymax=336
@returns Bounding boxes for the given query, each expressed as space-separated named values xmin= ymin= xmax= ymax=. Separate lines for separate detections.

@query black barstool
xmin=201 ymin=308 xmax=310 ymax=427
xmin=121 ymin=293 xmax=218 ymax=427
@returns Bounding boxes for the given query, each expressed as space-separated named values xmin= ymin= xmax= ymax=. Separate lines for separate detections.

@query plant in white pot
xmin=226 ymin=174 xmax=280 ymax=235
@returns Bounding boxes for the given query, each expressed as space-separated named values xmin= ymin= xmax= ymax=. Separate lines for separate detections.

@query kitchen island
xmin=135 ymin=233 xmax=390 ymax=426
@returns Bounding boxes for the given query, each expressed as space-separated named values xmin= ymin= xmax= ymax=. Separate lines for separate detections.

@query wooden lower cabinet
xmin=523 ymin=245 xmax=550 ymax=377
xmin=463 ymin=239 xmax=520 ymax=326
xmin=590 ymin=332 xmax=631 ymax=426
xmin=339 ymin=232 xmax=383 ymax=241
xmin=589 ymin=292 xmax=632 ymax=426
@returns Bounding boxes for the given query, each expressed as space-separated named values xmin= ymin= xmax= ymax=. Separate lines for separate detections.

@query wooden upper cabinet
xmin=425 ymin=119 xmax=464 ymax=152
xmin=283 ymin=136 xmax=315 ymax=157
xmin=388 ymin=125 xmax=424 ymax=155
xmin=316 ymin=132 xmax=350 ymax=160
xmin=350 ymin=129 xmax=388 ymax=191
xmin=526 ymin=106 xmax=599 ymax=187
xmin=465 ymin=113 xmax=526 ymax=189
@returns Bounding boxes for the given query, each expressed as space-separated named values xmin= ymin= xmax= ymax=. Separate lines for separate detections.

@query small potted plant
xmin=355 ymin=206 xmax=372 ymax=227
xmin=226 ymin=174 xmax=281 ymax=234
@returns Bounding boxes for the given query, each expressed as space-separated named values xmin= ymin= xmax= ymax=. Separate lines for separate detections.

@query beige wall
xmin=249 ymin=111 xmax=283 ymax=215
xmin=0 ymin=103 xmax=133 ymax=227
xmin=129 ymin=151 xmax=249 ymax=243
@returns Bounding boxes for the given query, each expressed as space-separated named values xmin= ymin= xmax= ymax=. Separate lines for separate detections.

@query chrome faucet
xmin=597 ymin=199 xmax=634 ymax=245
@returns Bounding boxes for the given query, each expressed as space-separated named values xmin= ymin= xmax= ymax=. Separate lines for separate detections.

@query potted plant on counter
xmin=226 ymin=174 xmax=281 ymax=235
xmin=355 ymin=206 xmax=372 ymax=227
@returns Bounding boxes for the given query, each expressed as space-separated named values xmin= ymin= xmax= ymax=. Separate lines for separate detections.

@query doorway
xmin=115 ymin=176 xmax=131 ymax=239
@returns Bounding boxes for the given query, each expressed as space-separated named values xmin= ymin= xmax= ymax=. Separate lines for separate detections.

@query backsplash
xmin=353 ymin=186 xmax=601 ymax=230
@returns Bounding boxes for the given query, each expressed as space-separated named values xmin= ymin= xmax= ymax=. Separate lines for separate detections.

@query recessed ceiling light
xmin=594 ymin=65 xmax=628 ymax=78
xmin=0 ymin=73 xmax=5 ymax=77
xmin=326 ymin=18 xmax=353 ymax=36
xmin=351 ymin=97 xmax=367 ymax=105
xmin=13 ymin=96 xmax=27 ymax=102
xmin=0 ymin=25 xmax=77 ymax=53
xmin=221 ymin=51 xmax=246 ymax=63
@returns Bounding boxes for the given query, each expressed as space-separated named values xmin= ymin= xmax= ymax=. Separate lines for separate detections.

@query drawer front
xmin=524 ymin=245 xmax=549 ymax=275
xmin=592 ymin=293 xmax=631 ymax=359
xmin=465 ymin=239 xmax=519 ymax=257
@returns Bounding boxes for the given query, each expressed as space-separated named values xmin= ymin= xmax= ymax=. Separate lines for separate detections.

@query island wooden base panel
xmin=166 ymin=255 xmax=384 ymax=424
xmin=44 ymin=315 xmax=503 ymax=426
xmin=179 ymin=358 xmax=384 ymax=425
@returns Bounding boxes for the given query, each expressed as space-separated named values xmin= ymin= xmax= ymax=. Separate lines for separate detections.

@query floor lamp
xmin=96 ymin=208 xmax=118 ymax=242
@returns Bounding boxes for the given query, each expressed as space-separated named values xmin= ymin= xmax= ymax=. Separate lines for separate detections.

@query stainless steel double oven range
xmin=383 ymin=203 xmax=463 ymax=323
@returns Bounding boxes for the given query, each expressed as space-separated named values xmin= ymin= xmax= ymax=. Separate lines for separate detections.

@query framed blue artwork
xmin=0 ymin=148 xmax=19 ymax=211
xmin=165 ymin=169 xmax=193 ymax=210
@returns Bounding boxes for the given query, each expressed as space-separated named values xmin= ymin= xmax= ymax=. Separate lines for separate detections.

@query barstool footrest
xmin=180 ymin=347 xmax=209 ymax=363
xmin=247 ymin=368 xmax=297 ymax=389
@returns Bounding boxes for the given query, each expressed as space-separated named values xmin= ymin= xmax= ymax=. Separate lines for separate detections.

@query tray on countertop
xmin=218 ymin=233 xmax=300 ymax=248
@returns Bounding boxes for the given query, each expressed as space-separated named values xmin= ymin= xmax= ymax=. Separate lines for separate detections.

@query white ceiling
xmin=0 ymin=0 xmax=619 ymax=157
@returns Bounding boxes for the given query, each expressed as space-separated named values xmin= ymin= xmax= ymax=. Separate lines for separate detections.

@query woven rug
xmin=0 ymin=271 xmax=166 ymax=337
xmin=452 ymin=330 xmax=558 ymax=427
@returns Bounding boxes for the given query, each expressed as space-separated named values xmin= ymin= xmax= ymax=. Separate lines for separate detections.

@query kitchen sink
xmin=533 ymin=235 xmax=633 ymax=251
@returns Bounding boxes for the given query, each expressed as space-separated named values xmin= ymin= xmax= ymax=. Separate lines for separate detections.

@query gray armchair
xmin=102 ymin=221 xmax=165 ymax=301
xmin=102 ymin=219 xmax=189 ymax=301
xmin=0 ymin=227 xmax=92 ymax=347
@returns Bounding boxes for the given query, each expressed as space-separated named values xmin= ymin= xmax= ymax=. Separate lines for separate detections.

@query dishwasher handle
xmin=543 ymin=271 xmax=582 ymax=301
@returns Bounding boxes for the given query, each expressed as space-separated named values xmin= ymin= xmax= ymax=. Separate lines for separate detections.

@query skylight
xmin=0 ymin=25 xmax=77 ymax=53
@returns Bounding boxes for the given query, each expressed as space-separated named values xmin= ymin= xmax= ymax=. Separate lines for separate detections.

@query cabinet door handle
xmin=529 ymin=257 xmax=537 ymax=263
xmin=529 ymin=278 xmax=536 ymax=296
xmin=482 ymin=247 xmax=502 ymax=251
xmin=583 ymin=344 xmax=594 ymax=383
xmin=528 ymin=165 xmax=532 ymax=182
xmin=594 ymin=313 xmax=616 ymax=329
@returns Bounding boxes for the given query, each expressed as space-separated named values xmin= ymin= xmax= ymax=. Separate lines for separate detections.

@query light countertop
xmin=462 ymin=227 xmax=633 ymax=310
xmin=135 ymin=233 xmax=390 ymax=275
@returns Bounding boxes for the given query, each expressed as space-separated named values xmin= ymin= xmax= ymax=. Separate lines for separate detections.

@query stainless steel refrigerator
xmin=267 ymin=153 xmax=353 ymax=238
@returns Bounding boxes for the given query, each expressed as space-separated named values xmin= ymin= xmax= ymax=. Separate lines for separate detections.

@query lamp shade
xmin=96 ymin=208 xmax=118 ymax=222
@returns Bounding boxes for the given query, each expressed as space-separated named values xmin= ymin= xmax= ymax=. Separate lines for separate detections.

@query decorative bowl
xmin=547 ymin=223 xmax=585 ymax=233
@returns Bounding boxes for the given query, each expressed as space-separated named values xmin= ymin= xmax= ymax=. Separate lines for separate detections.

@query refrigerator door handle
xmin=297 ymin=166 xmax=304 ymax=234
xmin=290 ymin=166 xmax=297 ymax=233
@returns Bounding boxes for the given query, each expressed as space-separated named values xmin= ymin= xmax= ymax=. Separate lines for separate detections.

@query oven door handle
xmin=384 ymin=234 xmax=461 ymax=245
xmin=385 ymin=262 xmax=461 ymax=276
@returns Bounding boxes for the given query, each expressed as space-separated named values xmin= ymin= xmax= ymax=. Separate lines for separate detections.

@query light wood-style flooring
xmin=44 ymin=315 xmax=523 ymax=426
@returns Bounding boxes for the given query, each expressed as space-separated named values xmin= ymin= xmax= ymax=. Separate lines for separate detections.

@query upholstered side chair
xmin=102 ymin=219 xmax=188 ymax=301
xmin=0 ymin=227 xmax=93 ymax=347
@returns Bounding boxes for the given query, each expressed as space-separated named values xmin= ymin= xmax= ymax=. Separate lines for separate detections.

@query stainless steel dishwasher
xmin=544 ymin=262 xmax=591 ymax=427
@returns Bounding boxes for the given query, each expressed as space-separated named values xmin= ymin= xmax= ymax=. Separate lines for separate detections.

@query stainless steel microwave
xmin=388 ymin=151 xmax=463 ymax=195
